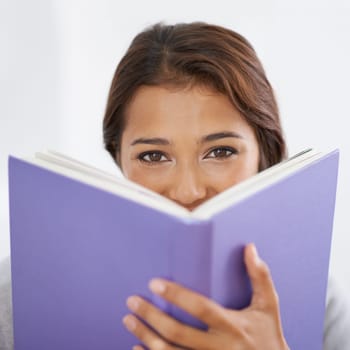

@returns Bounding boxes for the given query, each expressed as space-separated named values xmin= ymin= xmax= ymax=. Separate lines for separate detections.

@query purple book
xmin=8 ymin=149 xmax=339 ymax=349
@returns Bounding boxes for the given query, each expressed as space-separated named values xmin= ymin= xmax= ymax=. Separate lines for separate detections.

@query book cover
xmin=8 ymin=149 xmax=339 ymax=349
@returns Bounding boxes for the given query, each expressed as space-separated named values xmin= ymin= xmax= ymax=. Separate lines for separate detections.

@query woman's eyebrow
xmin=131 ymin=137 xmax=170 ymax=146
xmin=130 ymin=132 xmax=243 ymax=146
xmin=201 ymin=131 xmax=243 ymax=143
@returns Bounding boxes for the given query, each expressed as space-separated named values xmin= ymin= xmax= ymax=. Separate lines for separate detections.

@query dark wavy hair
xmin=103 ymin=22 xmax=287 ymax=170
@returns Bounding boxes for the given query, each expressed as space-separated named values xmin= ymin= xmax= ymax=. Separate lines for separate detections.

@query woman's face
xmin=119 ymin=85 xmax=260 ymax=210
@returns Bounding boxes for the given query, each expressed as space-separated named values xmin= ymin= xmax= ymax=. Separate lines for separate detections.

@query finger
xmin=244 ymin=243 xmax=279 ymax=310
xmin=123 ymin=314 xmax=179 ymax=350
xmin=148 ymin=278 xmax=226 ymax=328
xmin=126 ymin=295 xmax=211 ymax=349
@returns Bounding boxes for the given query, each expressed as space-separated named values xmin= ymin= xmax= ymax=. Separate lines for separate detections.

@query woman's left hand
xmin=123 ymin=244 xmax=290 ymax=350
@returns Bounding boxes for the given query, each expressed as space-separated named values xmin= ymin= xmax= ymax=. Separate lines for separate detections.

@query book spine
xmin=168 ymin=220 xmax=213 ymax=329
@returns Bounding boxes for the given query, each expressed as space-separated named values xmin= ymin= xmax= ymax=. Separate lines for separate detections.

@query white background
xmin=1 ymin=1 xmax=349 ymax=294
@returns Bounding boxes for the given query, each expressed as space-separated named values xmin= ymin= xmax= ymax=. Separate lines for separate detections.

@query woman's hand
xmin=123 ymin=244 xmax=290 ymax=350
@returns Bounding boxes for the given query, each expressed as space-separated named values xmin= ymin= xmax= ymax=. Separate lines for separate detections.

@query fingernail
xmin=149 ymin=279 xmax=166 ymax=294
xmin=251 ymin=244 xmax=262 ymax=266
xmin=126 ymin=296 xmax=139 ymax=311
xmin=133 ymin=346 xmax=143 ymax=350
xmin=123 ymin=315 xmax=136 ymax=331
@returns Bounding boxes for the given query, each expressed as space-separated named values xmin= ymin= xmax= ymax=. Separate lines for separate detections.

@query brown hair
xmin=103 ymin=22 xmax=287 ymax=170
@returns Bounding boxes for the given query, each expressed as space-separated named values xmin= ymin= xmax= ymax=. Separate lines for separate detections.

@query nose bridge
xmin=170 ymin=161 xmax=206 ymax=204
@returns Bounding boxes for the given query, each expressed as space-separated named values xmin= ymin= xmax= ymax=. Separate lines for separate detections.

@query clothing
xmin=0 ymin=258 xmax=13 ymax=350
xmin=323 ymin=275 xmax=350 ymax=350
xmin=0 ymin=256 xmax=349 ymax=350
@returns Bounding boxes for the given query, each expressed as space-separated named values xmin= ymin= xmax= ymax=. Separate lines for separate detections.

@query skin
xmin=119 ymin=85 xmax=289 ymax=349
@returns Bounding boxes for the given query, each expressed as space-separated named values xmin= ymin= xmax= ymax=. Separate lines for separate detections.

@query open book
xmin=8 ymin=149 xmax=339 ymax=349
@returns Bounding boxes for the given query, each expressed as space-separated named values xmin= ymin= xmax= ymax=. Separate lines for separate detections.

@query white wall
xmin=0 ymin=0 xmax=62 ymax=261
xmin=1 ymin=1 xmax=349 ymax=293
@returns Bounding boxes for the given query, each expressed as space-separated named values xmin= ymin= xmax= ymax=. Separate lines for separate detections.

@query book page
xmin=25 ymin=151 xmax=190 ymax=219
xmin=20 ymin=148 xmax=333 ymax=221
xmin=192 ymin=149 xmax=323 ymax=218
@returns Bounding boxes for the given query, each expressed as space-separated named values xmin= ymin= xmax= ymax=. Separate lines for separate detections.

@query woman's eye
xmin=205 ymin=147 xmax=237 ymax=159
xmin=138 ymin=151 xmax=168 ymax=163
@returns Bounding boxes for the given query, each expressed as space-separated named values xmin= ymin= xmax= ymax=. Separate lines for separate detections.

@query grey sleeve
xmin=0 ymin=257 xmax=13 ymax=350
xmin=323 ymin=276 xmax=350 ymax=350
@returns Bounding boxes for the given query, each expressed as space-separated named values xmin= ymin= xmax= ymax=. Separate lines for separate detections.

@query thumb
xmin=244 ymin=243 xmax=279 ymax=311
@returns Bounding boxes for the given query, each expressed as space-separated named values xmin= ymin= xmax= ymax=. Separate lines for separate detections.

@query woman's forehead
xmin=124 ymin=85 xmax=248 ymax=129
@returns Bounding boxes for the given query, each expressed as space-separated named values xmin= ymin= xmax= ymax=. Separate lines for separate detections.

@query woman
xmin=0 ymin=21 xmax=349 ymax=350
xmin=102 ymin=22 xmax=350 ymax=349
